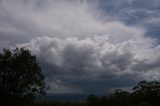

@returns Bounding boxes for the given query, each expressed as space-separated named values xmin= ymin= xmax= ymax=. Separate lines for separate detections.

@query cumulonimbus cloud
xmin=18 ymin=34 xmax=160 ymax=93
xmin=18 ymin=34 xmax=159 ymax=78
xmin=1 ymin=0 xmax=160 ymax=93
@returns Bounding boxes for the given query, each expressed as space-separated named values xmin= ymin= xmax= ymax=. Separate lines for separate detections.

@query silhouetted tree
xmin=133 ymin=80 xmax=160 ymax=106
xmin=109 ymin=89 xmax=130 ymax=106
xmin=99 ymin=96 xmax=108 ymax=106
xmin=86 ymin=94 xmax=99 ymax=106
xmin=138 ymin=101 xmax=152 ymax=106
xmin=0 ymin=48 xmax=46 ymax=106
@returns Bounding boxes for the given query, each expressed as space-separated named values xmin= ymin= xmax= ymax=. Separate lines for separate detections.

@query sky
xmin=0 ymin=0 xmax=160 ymax=94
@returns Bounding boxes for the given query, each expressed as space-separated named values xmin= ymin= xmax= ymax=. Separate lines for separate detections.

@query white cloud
xmin=18 ymin=34 xmax=160 ymax=88
xmin=143 ymin=17 xmax=160 ymax=27
xmin=0 ymin=0 xmax=104 ymax=39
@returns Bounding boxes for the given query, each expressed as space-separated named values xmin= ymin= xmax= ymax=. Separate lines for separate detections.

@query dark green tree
xmin=0 ymin=48 xmax=46 ymax=106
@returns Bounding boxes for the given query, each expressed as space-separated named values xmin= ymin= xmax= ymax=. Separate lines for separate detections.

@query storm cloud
xmin=18 ymin=34 xmax=160 ymax=93
xmin=1 ymin=0 xmax=160 ymax=94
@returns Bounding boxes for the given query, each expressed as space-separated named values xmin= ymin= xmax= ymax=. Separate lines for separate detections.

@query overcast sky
xmin=0 ymin=0 xmax=160 ymax=94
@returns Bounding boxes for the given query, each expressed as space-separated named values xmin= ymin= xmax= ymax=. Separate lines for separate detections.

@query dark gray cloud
xmin=0 ymin=0 xmax=160 ymax=94
xmin=18 ymin=35 xmax=160 ymax=93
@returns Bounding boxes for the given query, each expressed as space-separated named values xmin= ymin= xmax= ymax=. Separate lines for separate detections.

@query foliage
xmin=0 ymin=48 xmax=46 ymax=106
xmin=85 ymin=80 xmax=160 ymax=106
xmin=86 ymin=94 xmax=99 ymax=106
xmin=132 ymin=80 xmax=160 ymax=106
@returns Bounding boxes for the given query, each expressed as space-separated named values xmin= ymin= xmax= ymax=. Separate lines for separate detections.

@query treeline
xmin=35 ymin=80 xmax=160 ymax=106
xmin=86 ymin=80 xmax=159 ymax=106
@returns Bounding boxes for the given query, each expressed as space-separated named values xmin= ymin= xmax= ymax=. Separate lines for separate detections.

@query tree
xmin=0 ymin=48 xmax=46 ymax=106
xmin=100 ymin=96 xmax=108 ymax=106
xmin=109 ymin=89 xmax=130 ymax=106
xmin=87 ymin=94 xmax=100 ymax=106
xmin=138 ymin=101 xmax=152 ymax=106
xmin=133 ymin=80 xmax=160 ymax=106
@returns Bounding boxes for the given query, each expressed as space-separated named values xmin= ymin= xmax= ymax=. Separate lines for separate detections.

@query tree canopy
xmin=0 ymin=48 xmax=46 ymax=106
xmin=86 ymin=80 xmax=160 ymax=106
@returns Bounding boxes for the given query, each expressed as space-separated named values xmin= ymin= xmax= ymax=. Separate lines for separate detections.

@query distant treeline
xmin=35 ymin=80 xmax=160 ymax=106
